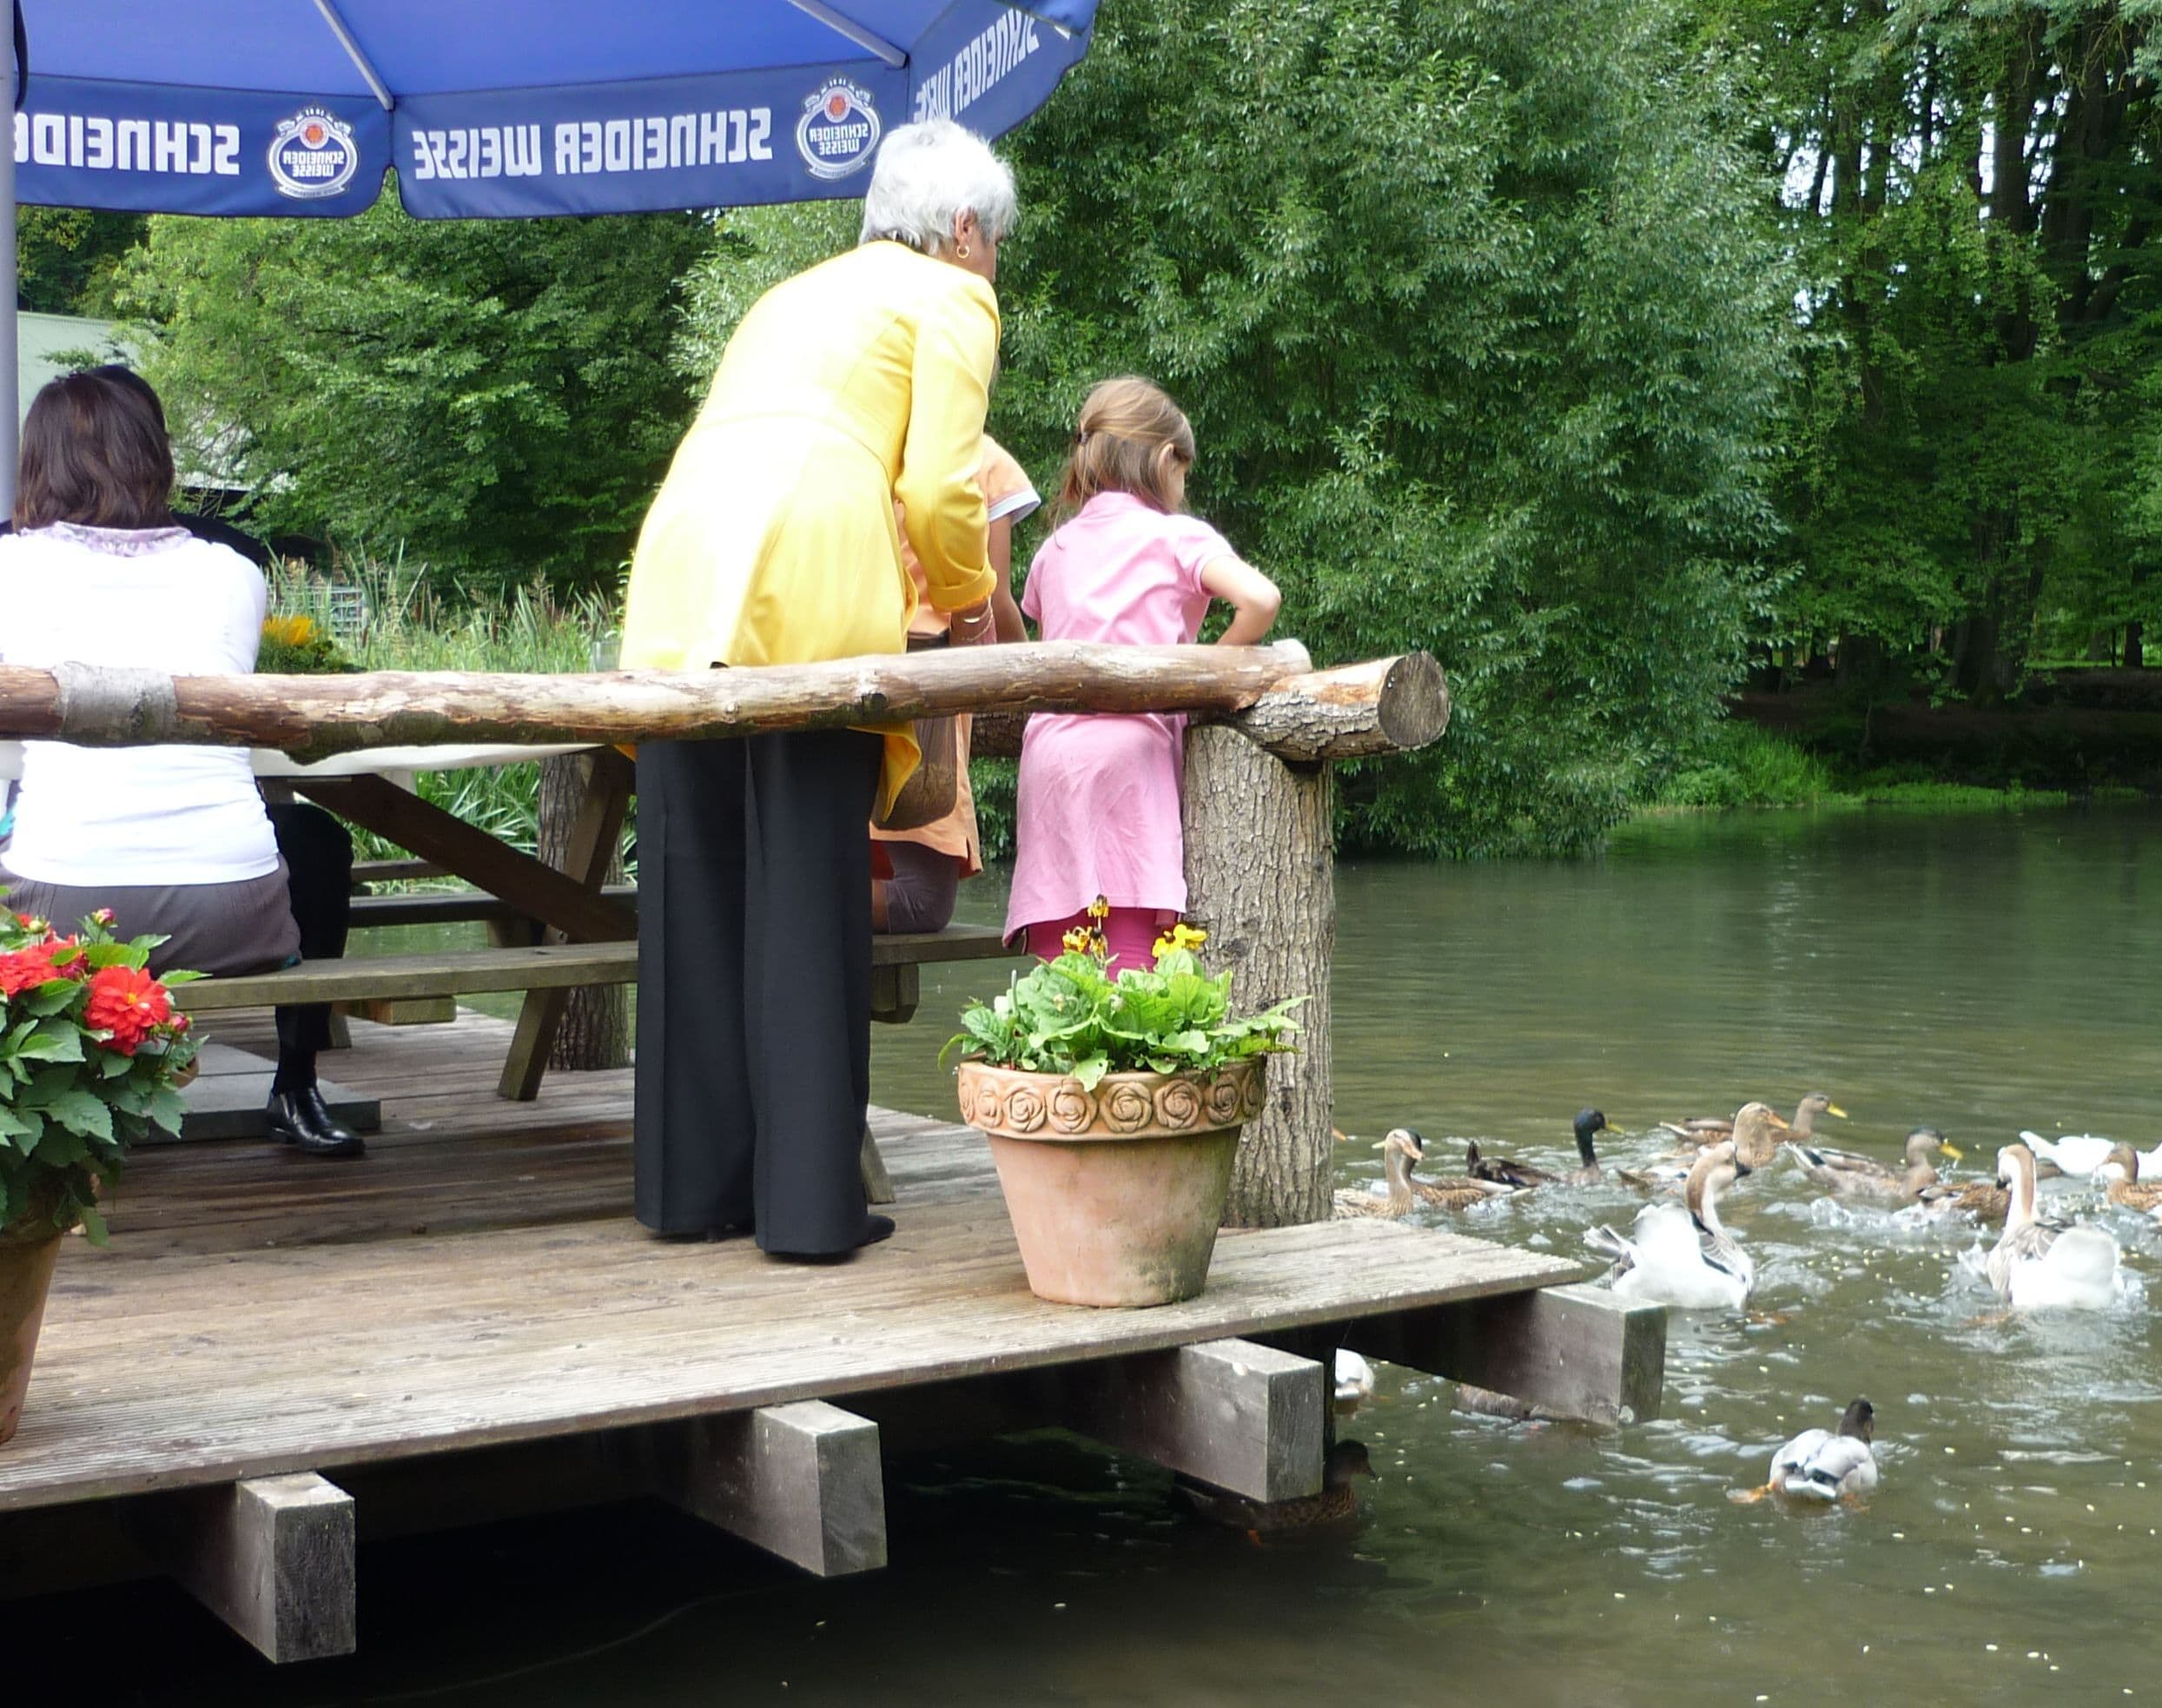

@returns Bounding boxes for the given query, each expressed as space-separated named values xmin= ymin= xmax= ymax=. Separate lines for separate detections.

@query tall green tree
xmin=683 ymin=0 xmax=1797 ymax=856
xmin=116 ymin=196 xmax=707 ymax=594
xmin=1709 ymin=0 xmax=2162 ymax=691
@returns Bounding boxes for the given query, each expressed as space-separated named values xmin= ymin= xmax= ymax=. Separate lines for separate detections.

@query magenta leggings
xmin=1024 ymin=904 xmax=1160 ymax=974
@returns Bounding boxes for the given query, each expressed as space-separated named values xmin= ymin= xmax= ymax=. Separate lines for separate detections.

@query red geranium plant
xmin=0 ymin=902 xmax=199 ymax=1244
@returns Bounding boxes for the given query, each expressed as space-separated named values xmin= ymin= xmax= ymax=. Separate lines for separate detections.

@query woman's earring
xmin=956 ymin=243 xmax=972 ymax=259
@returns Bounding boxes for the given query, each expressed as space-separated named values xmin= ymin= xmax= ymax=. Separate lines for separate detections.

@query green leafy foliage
xmin=944 ymin=929 xmax=1302 ymax=1080
xmin=114 ymin=195 xmax=708 ymax=598
xmin=1702 ymin=0 xmax=2162 ymax=695
xmin=0 ymin=905 xmax=199 ymax=1243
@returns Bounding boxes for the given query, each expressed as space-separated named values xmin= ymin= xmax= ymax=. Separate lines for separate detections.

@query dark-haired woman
xmin=0 ymin=369 xmax=361 ymax=1156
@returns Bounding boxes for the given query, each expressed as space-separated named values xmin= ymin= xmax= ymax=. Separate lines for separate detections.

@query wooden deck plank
xmin=0 ymin=1005 xmax=1581 ymax=1518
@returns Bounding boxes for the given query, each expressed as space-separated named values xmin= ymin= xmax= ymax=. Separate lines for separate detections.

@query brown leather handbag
xmin=872 ymin=634 xmax=959 ymax=832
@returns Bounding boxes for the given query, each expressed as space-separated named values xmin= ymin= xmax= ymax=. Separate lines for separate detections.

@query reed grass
xmin=267 ymin=553 xmax=619 ymax=865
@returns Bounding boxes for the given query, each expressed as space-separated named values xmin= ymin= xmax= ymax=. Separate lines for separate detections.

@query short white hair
xmin=858 ymin=119 xmax=1018 ymax=252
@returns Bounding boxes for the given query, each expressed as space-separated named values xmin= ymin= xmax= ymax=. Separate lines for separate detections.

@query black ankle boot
xmin=265 ymin=1088 xmax=366 ymax=1158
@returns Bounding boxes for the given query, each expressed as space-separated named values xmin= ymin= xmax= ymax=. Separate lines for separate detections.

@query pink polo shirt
xmin=1004 ymin=492 xmax=1236 ymax=938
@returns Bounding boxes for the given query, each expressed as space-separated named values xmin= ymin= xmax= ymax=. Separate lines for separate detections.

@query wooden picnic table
xmin=8 ymin=739 xmax=1018 ymax=1102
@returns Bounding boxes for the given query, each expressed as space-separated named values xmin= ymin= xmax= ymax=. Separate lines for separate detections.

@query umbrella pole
xmin=1 ymin=13 xmax=15 ymax=517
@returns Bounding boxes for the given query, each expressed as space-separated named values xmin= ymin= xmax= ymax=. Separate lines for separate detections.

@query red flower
xmin=84 ymin=964 xmax=172 ymax=1054
xmin=0 ymin=942 xmax=66 ymax=997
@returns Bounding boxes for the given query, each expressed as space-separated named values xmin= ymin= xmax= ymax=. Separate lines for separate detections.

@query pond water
xmin=33 ymin=804 xmax=2162 ymax=1705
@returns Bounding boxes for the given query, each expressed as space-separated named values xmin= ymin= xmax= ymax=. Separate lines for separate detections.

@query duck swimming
xmin=1337 ymin=1129 xmax=1512 ymax=1219
xmin=1583 ymin=1140 xmax=1755 ymax=1310
xmin=1788 ymin=1126 xmax=1960 ymax=1204
xmin=1335 ymin=1128 xmax=1423 ymax=1220
xmin=1987 ymin=1142 xmax=2121 ymax=1311
xmin=1465 ymin=1138 xmax=1559 ymax=1189
xmin=1735 ymin=1399 xmax=1880 ymax=1504
xmin=2023 ymin=1131 xmax=2162 ymax=1180
xmin=1564 ymin=1108 xmax=1653 ymax=1189
xmin=2096 ymin=1146 xmax=2162 ymax=1220
xmin=1179 ymin=1439 xmax=1374 ymax=1533
xmin=1913 ymin=1176 xmax=2009 ymax=1224
xmin=1664 ymin=1090 xmax=1842 ymax=1149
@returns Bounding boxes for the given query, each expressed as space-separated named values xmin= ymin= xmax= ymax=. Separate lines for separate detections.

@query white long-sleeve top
xmin=0 ymin=522 xmax=280 ymax=887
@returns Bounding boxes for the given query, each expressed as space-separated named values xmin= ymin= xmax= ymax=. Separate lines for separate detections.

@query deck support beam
xmin=660 ymin=1401 xmax=888 ymax=1578
xmin=1344 ymin=1282 xmax=1667 ymax=1425
xmin=131 ymin=1472 xmax=356 ymax=1663
xmin=1048 ymin=1338 xmax=1326 ymax=1502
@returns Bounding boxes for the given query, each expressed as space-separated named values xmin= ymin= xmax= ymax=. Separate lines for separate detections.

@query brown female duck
xmin=1664 ymin=1090 xmax=1841 ymax=1149
xmin=1788 ymin=1126 xmax=1961 ymax=1204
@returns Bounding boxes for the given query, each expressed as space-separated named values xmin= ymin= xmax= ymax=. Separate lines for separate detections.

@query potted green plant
xmin=944 ymin=904 xmax=1302 ymax=1307
xmin=0 ymin=906 xmax=199 ymax=1445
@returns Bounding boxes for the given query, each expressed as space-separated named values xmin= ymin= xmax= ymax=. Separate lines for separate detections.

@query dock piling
xmin=1340 ymin=1281 xmax=1668 ymax=1426
xmin=662 ymin=1400 xmax=889 ymax=1578
xmin=131 ymin=1472 xmax=357 ymax=1663
xmin=1049 ymin=1339 xmax=1327 ymax=1503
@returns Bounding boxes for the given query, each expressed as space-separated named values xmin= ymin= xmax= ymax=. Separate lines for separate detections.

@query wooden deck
xmin=0 ymin=1006 xmax=1660 ymax=1659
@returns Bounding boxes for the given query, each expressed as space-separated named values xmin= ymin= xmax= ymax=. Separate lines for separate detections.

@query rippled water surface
xmin=43 ymin=805 xmax=2162 ymax=1705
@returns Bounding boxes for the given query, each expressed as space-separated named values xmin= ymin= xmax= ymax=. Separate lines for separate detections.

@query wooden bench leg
xmin=860 ymin=1122 xmax=896 ymax=1205
xmin=497 ymin=754 xmax=633 ymax=1102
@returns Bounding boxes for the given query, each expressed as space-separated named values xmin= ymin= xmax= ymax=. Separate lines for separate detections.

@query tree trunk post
xmin=1180 ymin=725 xmax=1334 ymax=1228
xmin=536 ymin=751 xmax=631 ymax=1071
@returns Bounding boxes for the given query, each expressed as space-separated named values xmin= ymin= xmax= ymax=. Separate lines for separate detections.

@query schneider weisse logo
xmin=795 ymin=79 xmax=879 ymax=180
xmin=268 ymin=106 xmax=359 ymax=198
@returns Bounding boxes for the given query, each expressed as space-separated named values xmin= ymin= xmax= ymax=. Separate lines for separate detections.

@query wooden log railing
xmin=0 ymin=643 xmax=1450 ymax=1228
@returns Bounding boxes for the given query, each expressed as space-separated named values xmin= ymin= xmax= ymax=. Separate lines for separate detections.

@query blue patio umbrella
xmin=3 ymin=0 xmax=1098 ymax=495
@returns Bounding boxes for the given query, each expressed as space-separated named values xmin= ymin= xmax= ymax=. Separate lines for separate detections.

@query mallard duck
xmin=1564 ymin=1108 xmax=1655 ymax=1189
xmin=2096 ymin=1146 xmax=2162 ymax=1220
xmin=2023 ymin=1131 xmax=2162 ymax=1180
xmin=1465 ymin=1138 xmax=1559 ymax=1188
xmin=1987 ymin=1143 xmax=2121 ymax=1311
xmin=1335 ymin=1128 xmax=1423 ymax=1219
xmin=1736 ymin=1399 xmax=1880 ymax=1503
xmin=1665 ymin=1090 xmax=1841 ymax=1149
xmin=1914 ymin=1176 xmax=2009 ymax=1223
xmin=1179 ymin=1439 xmax=1373 ymax=1533
xmin=1583 ymin=1140 xmax=1755 ymax=1310
xmin=1333 ymin=1349 xmax=1374 ymax=1413
xmin=1787 ymin=1126 xmax=1960 ymax=1204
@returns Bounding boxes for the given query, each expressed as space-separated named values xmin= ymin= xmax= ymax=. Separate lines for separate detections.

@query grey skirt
xmin=0 ymin=864 xmax=300 ymax=980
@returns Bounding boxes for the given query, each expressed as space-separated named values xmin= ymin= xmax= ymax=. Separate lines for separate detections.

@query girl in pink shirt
xmin=1005 ymin=377 xmax=1282 ymax=970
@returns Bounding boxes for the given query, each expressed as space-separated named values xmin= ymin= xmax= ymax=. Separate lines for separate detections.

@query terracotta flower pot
xmin=957 ymin=1056 xmax=1268 ymax=1307
xmin=0 ymin=1214 xmax=63 ymax=1447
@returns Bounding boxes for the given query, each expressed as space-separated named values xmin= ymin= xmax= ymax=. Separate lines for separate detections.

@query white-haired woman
xmin=620 ymin=119 xmax=1015 ymax=1260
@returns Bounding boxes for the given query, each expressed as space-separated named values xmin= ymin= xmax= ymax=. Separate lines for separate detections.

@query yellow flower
xmin=1061 ymin=927 xmax=1094 ymax=954
xmin=261 ymin=613 xmax=316 ymax=647
xmin=1087 ymin=895 xmax=1111 ymax=922
xmin=1152 ymin=921 xmax=1209 ymax=960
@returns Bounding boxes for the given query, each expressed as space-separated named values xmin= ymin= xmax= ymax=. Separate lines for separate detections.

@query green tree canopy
xmin=116 ymin=195 xmax=707 ymax=595
xmin=1710 ymin=0 xmax=2162 ymax=689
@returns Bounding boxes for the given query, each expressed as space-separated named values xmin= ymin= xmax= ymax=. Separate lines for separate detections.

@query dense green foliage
xmin=16 ymin=208 xmax=145 ymax=314
xmin=54 ymin=0 xmax=2162 ymax=857
xmin=1707 ymin=0 xmax=2162 ymax=692
xmin=114 ymin=198 xmax=705 ymax=594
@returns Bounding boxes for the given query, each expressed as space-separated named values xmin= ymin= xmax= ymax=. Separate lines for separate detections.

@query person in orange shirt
xmin=870 ymin=434 xmax=1035 ymax=933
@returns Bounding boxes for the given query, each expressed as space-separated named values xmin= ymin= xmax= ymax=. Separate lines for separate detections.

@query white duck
xmin=2021 ymin=1131 xmax=2162 ymax=1181
xmin=1583 ymin=1140 xmax=1754 ymax=1310
xmin=1987 ymin=1142 xmax=2122 ymax=1311
xmin=1762 ymin=1398 xmax=1881 ymax=1501
xmin=1333 ymin=1349 xmax=1374 ymax=1413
